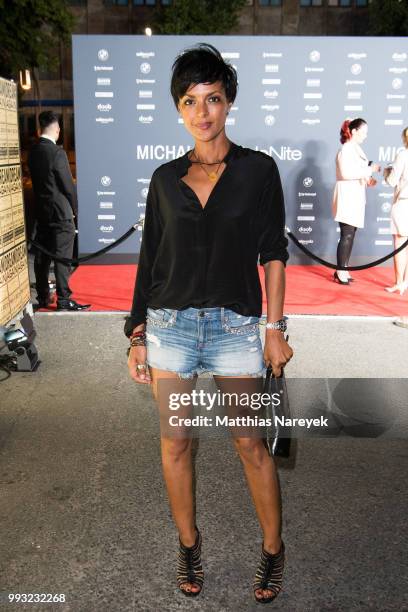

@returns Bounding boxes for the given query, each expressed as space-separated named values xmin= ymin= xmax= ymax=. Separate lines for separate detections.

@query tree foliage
xmin=368 ymin=0 xmax=408 ymax=36
xmin=153 ymin=0 xmax=247 ymax=35
xmin=0 ymin=0 xmax=75 ymax=78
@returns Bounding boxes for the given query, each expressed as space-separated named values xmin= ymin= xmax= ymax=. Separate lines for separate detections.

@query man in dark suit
xmin=28 ymin=111 xmax=90 ymax=311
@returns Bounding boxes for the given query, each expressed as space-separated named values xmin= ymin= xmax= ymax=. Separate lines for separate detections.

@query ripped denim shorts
xmin=145 ymin=306 xmax=265 ymax=379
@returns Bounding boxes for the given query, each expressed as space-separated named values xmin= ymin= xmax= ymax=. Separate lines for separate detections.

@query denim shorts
xmin=145 ymin=306 xmax=265 ymax=379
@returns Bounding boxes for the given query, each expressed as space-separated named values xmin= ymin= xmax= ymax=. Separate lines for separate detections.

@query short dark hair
xmin=39 ymin=111 xmax=59 ymax=131
xmin=170 ymin=43 xmax=238 ymax=108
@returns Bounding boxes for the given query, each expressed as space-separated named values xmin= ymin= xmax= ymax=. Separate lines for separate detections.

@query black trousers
xmin=336 ymin=222 xmax=357 ymax=269
xmin=34 ymin=219 xmax=75 ymax=302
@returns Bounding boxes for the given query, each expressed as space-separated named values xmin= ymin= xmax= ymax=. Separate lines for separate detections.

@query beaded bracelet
xmin=130 ymin=335 xmax=146 ymax=347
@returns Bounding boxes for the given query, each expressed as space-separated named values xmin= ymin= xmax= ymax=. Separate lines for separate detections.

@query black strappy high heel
xmin=177 ymin=527 xmax=204 ymax=597
xmin=253 ymin=540 xmax=285 ymax=604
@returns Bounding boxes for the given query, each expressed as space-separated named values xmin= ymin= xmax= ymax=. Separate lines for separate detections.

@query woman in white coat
xmin=384 ymin=126 xmax=408 ymax=295
xmin=332 ymin=118 xmax=380 ymax=284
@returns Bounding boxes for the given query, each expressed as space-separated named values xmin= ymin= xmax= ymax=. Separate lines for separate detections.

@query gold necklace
xmin=190 ymin=149 xmax=225 ymax=182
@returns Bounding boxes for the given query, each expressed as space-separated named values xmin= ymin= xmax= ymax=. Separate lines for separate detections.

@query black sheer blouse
xmin=124 ymin=141 xmax=288 ymax=336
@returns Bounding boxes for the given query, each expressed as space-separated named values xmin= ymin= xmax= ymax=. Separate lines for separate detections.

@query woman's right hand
xmin=127 ymin=344 xmax=151 ymax=384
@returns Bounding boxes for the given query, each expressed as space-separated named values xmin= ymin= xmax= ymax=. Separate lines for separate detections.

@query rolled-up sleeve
xmin=124 ymin=172 xmax=162 ymax=336
xmin=258 ymin=162 xmax=289 ymax=266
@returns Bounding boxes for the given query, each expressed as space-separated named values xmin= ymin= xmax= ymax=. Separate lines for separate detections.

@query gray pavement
xmin=1 ymin=314 xmax=408 ymax=612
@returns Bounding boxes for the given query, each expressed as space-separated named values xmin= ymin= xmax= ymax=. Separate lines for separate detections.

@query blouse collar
xmin=176 ymin=141 xmax=239 ymax=178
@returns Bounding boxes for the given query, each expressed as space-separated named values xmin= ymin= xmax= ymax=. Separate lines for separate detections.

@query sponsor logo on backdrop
xmin=136 ymin=51 xmax=155 ymax=58
xmin=299 ymin=192 xmax=316 ymax=197
xmin=377 ymin=216 xmax=391 ymax=222
xmin=97 ymin=190 xmax=115 ymax=196
xmin=97 ymin=104 xmax=111 ymax=112
xmin=265 ymin=115 xmax=276 ymax=126
xmin=304 ymin=93 xmax=322 ymax=99
xmin=226 ymin=117 xmax=236 ymax=126
xmin=221 ymin=52 xmax=240 ymax=59
xmin=309 ymin=51 xmax=320 ymax=63
xmin=388 ymin=106 xmax=402 ymax=114
xmin=387 ymin=94 xmax=406 ymax=99
xmin=97 ymin=78 xmax=111 ymax=86
xmin=95 ymin=92 xmax=113 ymax=98
xmin=137 ymin=178 xmax=150 ymax=184
xmin=344 ymin=105 xmax=363 ymax=111
xmin=94 ymin=66 xmax=113 ymax=72
xmin=385 ymin=119 xmax=403 ymax=126
xmin=136 ymin=79 xmax=155 ymax=84
xmin=140 ymin=63 xmax=151 ymax=74
xmin=350 ymin=64 xmax=362 ymax=75
xmin=305 ymin=67 xmax=324 ymax=73
xmin=137 ymin=202 xmax=146 ymax=208
xmin=139 ymin=115 xmax=153 ymax=124
xmin=139 ymin=90 xmax=152 ymax=98
xmin=98 ymin=214 xmax=116 ymax=220
xmin=378 ymin=228 xmax=391 ymax=235
xmin=98 ymin=49 xmax=109 ymax=61
xmin=381 ymin=202 xmax=392 ymax=213
xmin=375 ymin=240 xmax=392 ymax=246
xmin=263 ymin=52 xmax=283 ymax=58
xmin=297 ymin=216 xmax=315 ymax=221
xmin=261 ymin=105 xmax=280 ymax=111
xmin=265 ymin=65 xmax=279 ymax=73
xmin=137 ymin=104 xmax=155 ymax=110
xmin=302 ymin=119 xmax=320 ymax=125
xmin=96 ymin=118 xmax=114 ymax=124
xmin=347 ymin=91 xmax=361 ymax=99
xmin=306 ymin=79 xmax=320 ymax=87
xmin=141 ymin=188 xmax=149 ymax=198
xmin=346 ymin=80 xmax=365 ymax=85
xmin=303 ymin=177 xmax=313 ymax=187
xmin=100 ymin=202 xmax=113 ymax=209
xmin=100 ymin=225 xmax=114 ymax=233
xmin=392 ymin=53 xmax=407 ymax=62
xmin=392 ymin=78 xmax=403 ymax=90
xmin=298 ymin=226 xmax=312 ymax=234
xmin=264 ymin=90 xmax=279 ymax=98
xmin=101 ymin=176 xmax=111 ymax=187
xmin=348 ymin=53 xmax=367 ymax=60
xmin=98 ymin=238 xmax=115 ymax=244
xmin=301 ymin=203 xmax=314 ymax=210
xmin=299 ymin=239 xmax=314 ymax=245
xmin=262 ymin=79 xmax=281 ymax=85
xmin=305 ymin=105 xmax=319 ymax=113
xmin=389 ymin=67 xmax=407 ymax=74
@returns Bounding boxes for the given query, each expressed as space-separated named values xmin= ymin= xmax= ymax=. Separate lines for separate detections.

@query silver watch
xmin=265 ymin=318 xmax=287 ymax=332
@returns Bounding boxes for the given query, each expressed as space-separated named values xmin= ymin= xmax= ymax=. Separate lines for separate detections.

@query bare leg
xmin=214 ymin=375 xmax=282 ymax=601
xmin=150 ymin=367 xmax=200 ymax=594
xmin=394 ymin=235 xmax=407 ymax=285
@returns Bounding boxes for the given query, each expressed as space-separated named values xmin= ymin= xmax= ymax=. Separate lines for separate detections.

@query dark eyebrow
xmin=182 ymin=90 xmax=222 ymax=99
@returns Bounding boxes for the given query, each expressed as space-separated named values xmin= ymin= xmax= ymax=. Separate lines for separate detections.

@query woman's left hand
xmin=263 ymin=331 xmax=293 ymax=377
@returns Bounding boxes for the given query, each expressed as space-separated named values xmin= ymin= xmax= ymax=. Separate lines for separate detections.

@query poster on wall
xmin=0 ymin=77 xmax=30 ymax=326
xmin=72 ymin=35 xmax=407 ymax=263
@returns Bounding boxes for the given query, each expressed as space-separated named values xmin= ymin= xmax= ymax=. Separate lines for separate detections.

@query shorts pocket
xmin=146 ymin=307 xmax=178 ymax=328
xmin=222 ymin=308 xmax=259 ymax=335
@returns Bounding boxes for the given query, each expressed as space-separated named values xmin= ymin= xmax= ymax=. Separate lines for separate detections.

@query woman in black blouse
xmin=125 ymin=43 xmax=293 ymax=604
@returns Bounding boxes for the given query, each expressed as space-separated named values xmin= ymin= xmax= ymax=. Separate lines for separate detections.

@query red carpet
xmin=39 ymin=265 xmax=408 ymax=317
